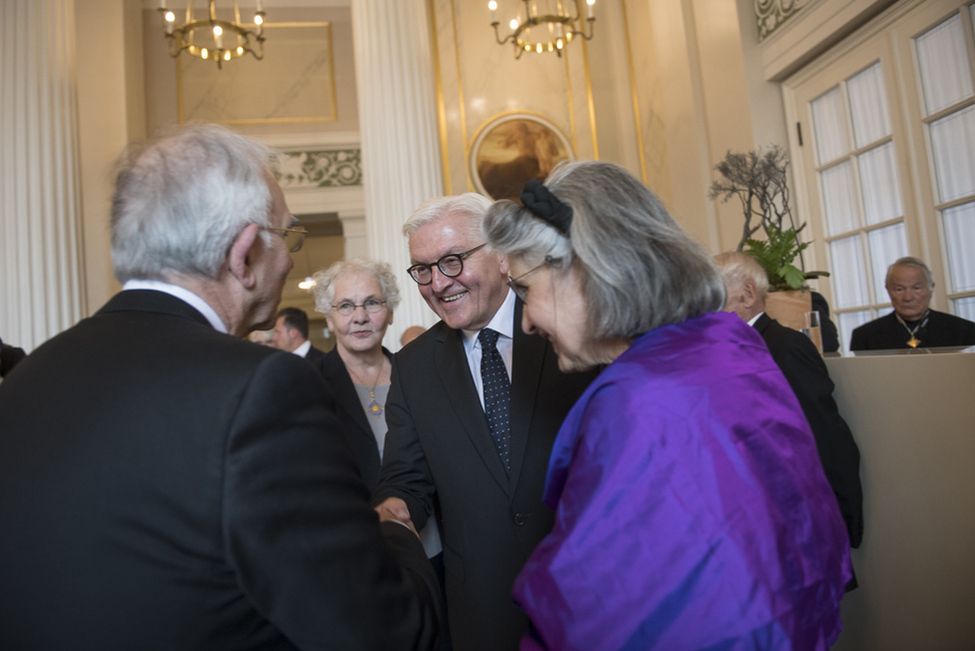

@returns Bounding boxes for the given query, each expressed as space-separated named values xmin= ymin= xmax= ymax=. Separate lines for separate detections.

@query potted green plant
xmin=709 ymin=145 xmax=829 ymax=329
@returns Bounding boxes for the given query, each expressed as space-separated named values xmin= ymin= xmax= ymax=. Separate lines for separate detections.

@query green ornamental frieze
xmin=276 ymin=149 xmax=362 ymax=188
xmin=755 ymin=0 xmax=812 ymax=41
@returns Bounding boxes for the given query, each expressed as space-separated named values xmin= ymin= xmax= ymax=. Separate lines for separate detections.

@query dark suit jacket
xmin=755 ymin=313 xmax=864 ymax=547
xmin=304 ymin=344 xmax=327 ymax=363
xmin=0 ymin=290 xmax=439 ymax=650
xmin=314 ymin=345 xmax=394 ymax=491
xmin=850 ymin=309 xmax=975 ymax=351
xmin=373 ymin=302 xmax=596 ymax=651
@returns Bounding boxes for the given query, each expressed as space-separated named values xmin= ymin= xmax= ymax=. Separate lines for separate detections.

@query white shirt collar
xmin=122 ymin=279 xmax=227 ymax=334
xmin=462 ymin=288 xmax=516 ymax=353
xmin=747 ymin=311 xmax=765 ymax=328
xmin=293 ymin=340 xmax=312 ymax=357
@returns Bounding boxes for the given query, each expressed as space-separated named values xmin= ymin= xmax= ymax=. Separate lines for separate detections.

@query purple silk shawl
xmin=513 ymin=312 xmax=852 ymax=651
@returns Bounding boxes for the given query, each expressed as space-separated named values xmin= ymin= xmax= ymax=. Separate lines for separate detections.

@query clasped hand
xmin=375 ymin=497 xmax=420 ymax=538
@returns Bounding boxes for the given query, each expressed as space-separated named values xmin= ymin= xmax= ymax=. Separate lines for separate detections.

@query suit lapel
xmin=508 ymin=301 xmax=544 ymax=492
xmin=434 ymin=325 xmax=512 ymax=494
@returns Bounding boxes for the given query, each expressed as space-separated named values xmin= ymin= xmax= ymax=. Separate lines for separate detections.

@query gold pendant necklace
xmin=896 ymin=311 xmax=929 ymax=349
xmin=354 ymin=359 xmax=385 ymax=418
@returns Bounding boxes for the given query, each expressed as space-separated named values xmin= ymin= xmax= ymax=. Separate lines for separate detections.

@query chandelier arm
xmin=491 ymin=22 xmax=516 ymax=46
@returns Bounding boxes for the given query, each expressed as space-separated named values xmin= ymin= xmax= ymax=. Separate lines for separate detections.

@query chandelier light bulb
xmin=201 ymin=47 xmax=209 ymax=59
xmin=488 ymin=0 xmax=497 ymax=10
xmin=254 ymin=14 xmax=263 ymax=25
xmin=509 ymin=18 xmax=519 ymax=30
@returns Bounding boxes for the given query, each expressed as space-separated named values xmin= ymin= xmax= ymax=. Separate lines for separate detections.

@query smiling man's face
xmin=408 ymin=210 xmax=509 ymax=333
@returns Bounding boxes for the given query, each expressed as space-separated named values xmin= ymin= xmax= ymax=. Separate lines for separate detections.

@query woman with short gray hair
xmin=482 ymin=159 xmax=852 ymax=650
xmin=311 ymin=259 xmax=442 ymax=566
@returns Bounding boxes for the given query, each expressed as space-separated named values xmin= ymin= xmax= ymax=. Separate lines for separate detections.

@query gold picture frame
xmin=469 ymin=112 xmax=574 ymax=201
xmin=177 ymin=22 xmax=338 ymax=126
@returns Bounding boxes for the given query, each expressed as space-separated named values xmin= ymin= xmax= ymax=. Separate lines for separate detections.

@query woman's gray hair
xmin=403 ymin=193 xmax=493 ymax=242
xmin=483 ymin=160 xmax=726 ymax=339
xmin=714 ymin=251 xmax=769 ymax=300
xmin=312 ymin=258 xmax=401 ymax=316
xmin=111 ymin=124 xmax=276 ymax=282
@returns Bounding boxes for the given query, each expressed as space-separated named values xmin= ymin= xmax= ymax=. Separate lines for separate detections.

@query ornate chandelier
xmin=158 ymin=0 xmax=266 ymax=69
xmin=488 ymin=0 xmax=595 ymax=59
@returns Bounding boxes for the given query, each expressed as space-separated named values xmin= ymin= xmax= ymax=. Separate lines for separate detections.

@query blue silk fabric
xmin=514 ymin=312 xmax=852 ymax=650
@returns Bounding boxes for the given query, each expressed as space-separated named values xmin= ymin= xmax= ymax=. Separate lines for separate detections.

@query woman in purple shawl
xmin=482 ymin=160 xmax=852 ymax=650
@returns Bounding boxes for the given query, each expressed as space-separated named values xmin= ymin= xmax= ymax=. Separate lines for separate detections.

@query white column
xmin=351 ymin=0 xmax=444 ymax=349
xmin=1 ymin=0 xmax=86 ymax=351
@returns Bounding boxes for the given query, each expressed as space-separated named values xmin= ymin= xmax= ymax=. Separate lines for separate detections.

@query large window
xmin=785 ymin=0 xmax=975 ymax=350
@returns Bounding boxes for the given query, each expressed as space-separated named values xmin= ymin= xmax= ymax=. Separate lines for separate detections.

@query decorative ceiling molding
xmin=756 ymin=0 xmax=814 ymax=41
xmin=276 ymin=148 xmax=362 ymax=188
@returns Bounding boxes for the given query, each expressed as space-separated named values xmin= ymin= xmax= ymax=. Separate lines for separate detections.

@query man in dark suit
xmin=372 ymin=193 xmax=596 ymax=651
xmin=272 ymin=306 xmax=326 ymax=362
xmin=717 ymin=252 xmax=863 ymax=553
xmin=0 ymin=125 xmax=439 ymax=650
xmin=851 ymin=256 xmax=975 ymax=351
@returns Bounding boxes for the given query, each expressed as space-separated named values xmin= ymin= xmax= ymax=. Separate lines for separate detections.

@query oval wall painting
xmin=470 ymin=113 xmax=573 ymax=202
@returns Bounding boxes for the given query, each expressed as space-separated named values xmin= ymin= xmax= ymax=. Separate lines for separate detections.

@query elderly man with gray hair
xmin=716 ymin=251 xmax=864 ymax=556
xmin=0 ymin=124 xmax=440 ymax=649
xmin=850 ymin=256 xmax=975 ymax=350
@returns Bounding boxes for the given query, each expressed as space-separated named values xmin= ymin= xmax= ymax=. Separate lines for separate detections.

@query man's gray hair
xmin=714 ymin=251 xmax=769 ymax=301
xmin=111 ymin=124 xmax=277 ymax=282
xmin=483 ymin=160 xmax=726 ymax=339
xmin=403 ymin=193 xmax=493 ymax=243
xmin=886 ymin=256 xmax=933 ymax=287
xmin=312 ymin=258 xmax=402 ymax=316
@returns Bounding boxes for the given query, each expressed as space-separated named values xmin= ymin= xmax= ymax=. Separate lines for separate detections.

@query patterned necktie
xmin=478 ymin=328 xmax=511 ymax=473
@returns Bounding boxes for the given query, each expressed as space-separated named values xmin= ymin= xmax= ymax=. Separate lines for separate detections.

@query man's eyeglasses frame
xmin=407 ymin=243 xmax=487 ymax=285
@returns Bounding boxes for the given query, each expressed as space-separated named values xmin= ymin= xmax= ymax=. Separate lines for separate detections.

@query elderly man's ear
xmin=739 ymin=280 xmax=759 ymax=309
xmin=227 ymin=224 xmax=261 ymax=290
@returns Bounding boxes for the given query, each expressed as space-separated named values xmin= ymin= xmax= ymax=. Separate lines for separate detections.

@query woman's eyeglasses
xmin=331 ymin=298 xmax=387 ymax=316
xmin=507 ymin=256 xmax=556 ymax=303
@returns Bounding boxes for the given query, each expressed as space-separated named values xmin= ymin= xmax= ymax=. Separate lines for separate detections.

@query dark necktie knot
xmin=478 ymin=328 xmax=500 ymax=350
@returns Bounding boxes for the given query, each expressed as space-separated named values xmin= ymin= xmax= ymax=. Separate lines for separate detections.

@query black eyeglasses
xmin=262 ymin=224 xmax=308 ymax=253
xmin=331 ymin=298 xmax=387 ymax=316
xmin=407 ymin=243 xmax=486 ymax=285
xmin=507 ymin=256 xmax=555 ymax=303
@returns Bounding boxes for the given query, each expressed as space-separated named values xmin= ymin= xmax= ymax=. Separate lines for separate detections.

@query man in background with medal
xmin=851 ymin=257 xmax=975 ymax=351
